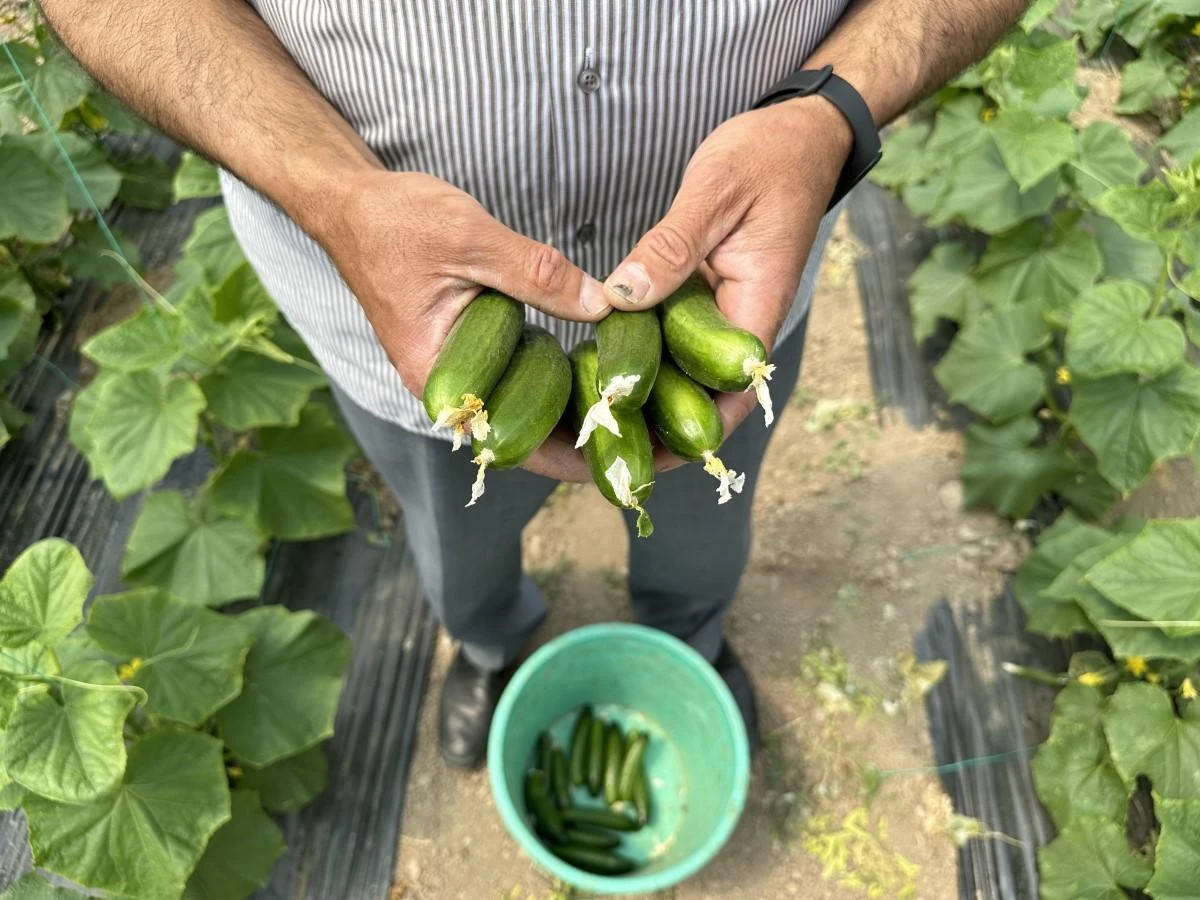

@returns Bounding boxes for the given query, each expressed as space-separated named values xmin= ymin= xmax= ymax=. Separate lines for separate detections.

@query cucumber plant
xmin=870 ymin=2 xmax=1200 ymax=895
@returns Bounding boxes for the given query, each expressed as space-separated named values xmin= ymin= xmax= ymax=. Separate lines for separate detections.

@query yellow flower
xmin=1192 ymin=21 xmax=1200 ymax=35
xmin=981 ymin=107 xmax=997 ymax=123
xmin=1077 ymin=671 xmax=1106 ymax=687
xmin=226 ymin=765 xmax=243 ymax=781
xmin=117 ymin=657 xmax=144 ymax=681
xmin=1055 ymin=367 xmax=1071 ymax=385
xmin=1181 ymin=678 xmax=1198 ymax=700
xmin=1148 ymin=672 xmax=1163 ymax=685
xmin=1124 ymin=656 xmax=1148 ymax=677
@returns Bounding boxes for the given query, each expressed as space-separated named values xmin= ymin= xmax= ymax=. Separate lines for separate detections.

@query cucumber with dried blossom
xmin=466 ymin=325 xmax=571 ymax=506
xmin=575 ymin=310 xmax=661 ymax=447
xmin=659 ymin=273 xmax=776 ymax=426
xmin=423 ymin=291 xmax=524 ymax=448
xmin=645 ymin=357 xmax=746 ymax=504
xmin=569 ymin=340 xmax=655 ymax=538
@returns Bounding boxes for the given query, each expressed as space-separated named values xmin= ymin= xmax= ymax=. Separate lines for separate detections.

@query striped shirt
xmin=223 ymin=1 xmax=851 ymax=438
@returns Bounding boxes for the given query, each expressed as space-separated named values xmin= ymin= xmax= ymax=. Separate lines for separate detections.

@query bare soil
xmin=393 ymin=222 xmax=1029 ymax=900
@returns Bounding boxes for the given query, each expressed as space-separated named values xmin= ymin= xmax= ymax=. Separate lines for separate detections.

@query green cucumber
xmin=586 ymin=716 xmax=606 ymax=797
xmin=631 ymin=770 xmax=652 ymax=826
xmin=537 ymin=731 xmax=553 ymax=775
xmin=659 ymin=273 xmax=776 ymax=425
xmin=423 ymin=291 xmax=524 ymax=442
xmin=551 ymin=747 xmax=571 ymax=810
xmin=645 ymin=358 xmax=745 ymax=504
xmin=594 ymin=309 xmax=661 ymax=409
xmin=563 ymin=826 xmax=621 ymax=850
xmin=569 ymin=706 xmax=593 ymax=788
xmin=603 ymin=724 xmax=625 ymax=807
xmin=467 ymin=325 xmax=571 ymax=506
xmin=525 ymin=769 xmax=565 ymax=842
xmin=569 ymin=340 xmax=655 ymax=537
xmin=562 ymin=805 xmax=640 ymax=832
xmin=616 ymin=731 xmax=648 ymax=802
xmin=549 ymin=843 xmax=636 ymax=876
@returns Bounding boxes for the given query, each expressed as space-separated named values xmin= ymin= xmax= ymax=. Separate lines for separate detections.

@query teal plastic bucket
xmin=487 ymin=623 xmax=750 ymax=895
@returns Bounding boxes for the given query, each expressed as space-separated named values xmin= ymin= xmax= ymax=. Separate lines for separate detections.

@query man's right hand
xmin=312 ymin=170 xmax=609 ymax=398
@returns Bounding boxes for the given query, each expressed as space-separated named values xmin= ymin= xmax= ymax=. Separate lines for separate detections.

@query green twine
xmin=879 ymin=745 xmax=1040 ymax=779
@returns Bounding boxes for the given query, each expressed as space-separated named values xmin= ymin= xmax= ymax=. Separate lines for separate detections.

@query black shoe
xmin=439 ymin=647 xmax=513 ymax=770
xmin=713 ymin=641 xmax=761 ymax=755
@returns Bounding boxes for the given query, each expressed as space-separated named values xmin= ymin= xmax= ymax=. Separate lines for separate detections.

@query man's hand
xmin=602 ymin=96 xmax=853 ymax=457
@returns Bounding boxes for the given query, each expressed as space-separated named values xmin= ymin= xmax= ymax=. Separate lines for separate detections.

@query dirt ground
xmin=392 ymin=222 xmax=1030 ymax=900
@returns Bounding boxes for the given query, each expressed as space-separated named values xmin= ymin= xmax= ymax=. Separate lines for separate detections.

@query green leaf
xmin=934 ymin=303 xmax=1049 ymax=421
xmin=184 ymin=206 xmax=244 ymax=287
xmin=907 ymin=243 xmax=984 ymax=341
xmin=1066 ymin=280 xmax=1186 ymax=379
xmin=0 ymin=142 xmax=69 ymax=243
xmin=1055 ymin=462 xmax=1120 ymax=521
xmin=1103 ymin=681 xmax=1200 ymax=797
xmin=1116 ymin=41 xmax=1186 ymax=115
xmin=990 ymin=110 xmax=1076 ymax=192
xmin=1118 ymin=0 xmax=1196 ymax=49
xmin=981 ymin=37 xmax=1080 ymax=111
xmin=59 ymin=220 xmax=142 ymax=289
xmin=1038 ymin=533 xmax=1134 ymax=637
xmin=3 ymin=676 xmax=136 ymax=803
xmin=81 ymin=305 xmax=183 ymax=372
xmin=17 ymin=131 xmax=122 ymax=212
xmin=1018 ymin=0 xmax=1059 ymax=32
xmin=933 ymin=138 xmax=1059 ymax=234
xmin=925 ymin=94 xmax=990 ymax=163
xmin=66 ymin=372 xmax=114 ymax=472
xmin=0 ymin=267 xmax=36 ymax=358
xmin=211 ymin=261 xmax=277 ymax=324
xmin=0 ymin=781 xmax=25 ymax=812
xmin=215 ymin=606 xmax=349 ymax=766
xmin=201 ymin=352 xmax=325 ymax=431
xmin=1071 ymin=123 xmax=1148 ymax=202
xmin=973 ymin=222 xmax=1103 ymax=315
xmin=172 ymin=287 xmax=246 ymax=372
xmin=1088 ymin=214 xmax=1164 ymax=287
xmin=1037 ymin=816 xmax=1152 ymax=900
xmin=0 ymin=873 xmax=84 ymax=900
xmin=86 ymin=587 xmax=253 ymax=724
xmin=1076 ymin=584 xmax=1200 ymax=662
xmin=1032 ymin=684 xmax=1128 ymax=829
xmin=121 ymin=491 xmax=265 ymax=607
xmin=183 ymin=789 xmax=285 ymax=900
xmin=0 ymin=41 xmax=91 ymax=130
xmin=960 ymin=417 xmax=1080 ymax=519
xmin=25 ymin=731 xmax=230 ymax=900
xmin=869 ymin=123 xmax=931 ymax=189
xmin=85 ymin=370 xmax=205 ymax=499
xmin=1014 ymin=518 xmax=1113 ymax=633
xmin=1145 ymin=795 xmax=1200 ymax=900
xmin=210 ymin=405 xmax=355 ymax=541
xmin=238 ymin=743 xmax=327 ymax=813
xmin=114 ymin=152 xmax=175 ymax=211
xmin=1159 ymin=106 xmax=1200 ymax=167
xmin=1092 ymin=181 xmax=1173 ymax=242
xmin=1086 ymin=520 xmax=1200 ymax=638
xmin=174 ymin=151 xmax=223 ymax=201
xmin=1071 ymin=366 xmax=1200 ymax=494
xmin=0 ymin=539 xmax=91 ymax=648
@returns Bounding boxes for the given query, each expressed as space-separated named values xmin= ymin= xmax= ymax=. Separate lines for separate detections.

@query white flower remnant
xmin=466 ymin=448 xmax=496 ymax=507
xmin=434 ymin=393 xmax=490 ymax=450
xmin=575 ymin=374 xmax=641 ymax=448
xmin=701 ymin=451 xmax=745 ymax=504
xmin=604 ymin=455 xmax=654 ymax=537
xmin=743 ymin=357 xmax=777 ymax=427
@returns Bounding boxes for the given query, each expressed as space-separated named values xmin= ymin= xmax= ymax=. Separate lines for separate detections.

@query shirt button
xmin=576 ymin=68 xmax=601 ymax=94
xmin=576 ymin=222 xmax=596 ymax=244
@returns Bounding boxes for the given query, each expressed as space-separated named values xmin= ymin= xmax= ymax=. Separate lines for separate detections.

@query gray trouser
xmin=329 ymin=319 xmax=807 ymax=672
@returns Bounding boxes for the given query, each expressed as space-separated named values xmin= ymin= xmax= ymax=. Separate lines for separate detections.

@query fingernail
xmin=580 ymin=277 xmax=609 ymax=315
xmin=605 ymin=263 xmax=651 ymax=305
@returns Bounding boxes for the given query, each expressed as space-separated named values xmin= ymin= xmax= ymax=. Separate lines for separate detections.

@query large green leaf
xmin=907 ymin=243 xmax=984 ymax=341
xmin=183 ymin=789 xmax=285 ymax=900
xmin=114 ymin=152 xmax=174 ymax=211
xmin=1037 ymin=816 xmax=1152 ymax=900
xmin=1159 ymin=106 xmax=1200 ymax=167
xmin=16 ymin=130 xmax=121 ymax=212
xmin=66 ymin=371 xmax=115 ymax=474
xmin=185 ymin=206 xmax=244 ymax=287
xmin=201 ymin=352 xmax=325 ymax=431
xmin=238 ymin=743 xmax=328 ymax=813
xmin=0 ymin=268 xmax=36 ymax=361
xmin=1092 ymin=181 xmax=1173 ymax=242
xmin=1018 ymin=0 xmax=1058 ymax=31
xmin=3 ymin=675 xmax=135 ymax=804
xmin=1076 ymin=584 xmax=1200 ymax=662
xmin=980 ymin=36 xmax=1079 ymax=112
xmin=1116 ymin=41 xmax=1186 ymax=115
xmin=1071 ymin=123 xmax=1148 ymax=202
xmin=1032 ymin=684 xmax=1128 ymax=829
xmin=173 ymin=151 xmax=223 ymax=201
xmin=972 ymin=222 xmax=1102 ymax=315
xmin=211 ymin=261 xmax=277 ymax=325
xmin=1145 ymin=796 xmax=1200 ymax=900
xmin=87 ymin=588 xmax=253 ymax=724
xmin=85 ymin=370 xmax=205 ymax=499
xmin=934 ymin=303 xmax=1049 ymax=421
xmin=1086 ymin=520 xmax=1200 ymax=638
xmin=932 ymin=138 xmax=1059 ymax=234
xmin=210 ymin=405 xmax=355 ymax=540
xmin=1087 ymin=215 xmax=1164 ymax=287
xmin=1014 ymin=518 xmax=1113 ymax=634
xmin=1071 ymin=366 xmax=1200 ymax=494
xmin=989 ymin=110 xmax=1075 ymax=192
xmin=0 ymin=41 xmax=91 ymax=130
xmin=1037 ymin=534 xmax=1135 ymax=637
xmin=25 ymin=731 xmax=230 ymax=900
xmin=59 ymin=220 xmax=142 ymax=290
xmin=960 ymin=417 xmax=1079 ymax=520
xmin=0 ymin=539 xmax=91 ymax=649
xmin=121 ymin=491 xmax=265 ymax=607
xmin=81 ymin=305 xmax=183 ymax=372
xmin=215 ymin=606 xmax=349 ymax=767
xmin=1118 ymin=0 xmax=1197 ymax=49
xmin=1066 ymin=280 xmax=1186 ymax=379
xmin=925 ymin=94 xmax=989 ymax=163
xmin=1103 ymin=681 xmax=1200 ymax=797
xmin=869 ymin=123 xmax=931 ymax=189
xmin=0 ymin=142 xmax=69 ymax=243
xmin=0 ymin=873 xmax=84 ymax=900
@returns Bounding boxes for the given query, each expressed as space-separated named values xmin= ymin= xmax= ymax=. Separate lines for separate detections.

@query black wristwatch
xmin=752 ymin=65 xmax=882 ymax=212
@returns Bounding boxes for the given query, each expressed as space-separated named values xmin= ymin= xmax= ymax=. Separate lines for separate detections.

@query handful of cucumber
xmin=524 ymin=706 xmax=653 ymax=876
xmin=422 ymin=275 xmax=774 ymax=522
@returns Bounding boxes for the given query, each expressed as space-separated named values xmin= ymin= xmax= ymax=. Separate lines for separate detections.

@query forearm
xmin=39 ymin=0 xmax=382 ymax=237
xmin=804 ymin=0 xmax=1029 ymax=125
